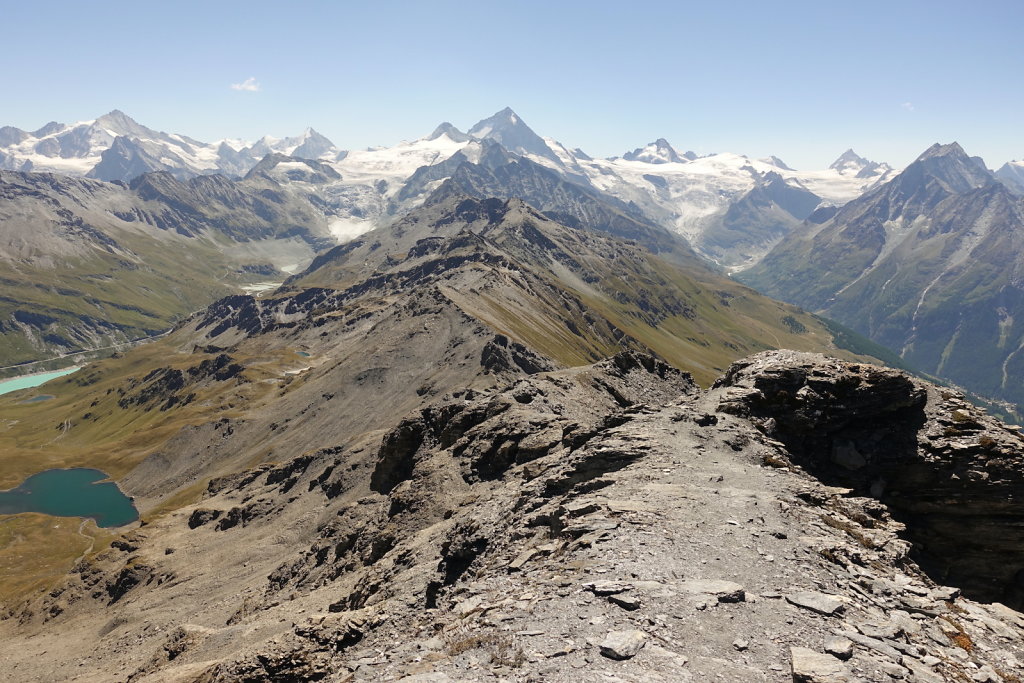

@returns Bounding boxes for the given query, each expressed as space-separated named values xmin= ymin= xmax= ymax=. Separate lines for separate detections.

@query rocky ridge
xmin=3 ymin=351 xmax=1024 ymax=682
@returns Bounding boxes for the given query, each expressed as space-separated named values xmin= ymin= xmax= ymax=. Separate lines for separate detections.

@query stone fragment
xmin=878 ymin=661 xmax=909 ymax=678
xmin=785 ymin=592 xmax=845 ymax=616
xmin=563 ymin=500 xmax=602 ymax=517
xmin=453 ymin=595 xmax=484 ymax=617
xmin=823 ymin=637 xmax=853 ymax=660
xmin=790 ymin=647 xmax=852 ymax=682
xmin=583 ymin=581 xmax=632 ymax=596
xmin=971 ymin=665 xmax=1000 ymax=682
xmin=598 ymin=630 xmax=647 ymax=660
xmin=678 ymin=580 xmax=745 ymax=603
xmin=732 ymin=638 xmax=749 ymax=651
xmin=902 ymin=659 xmax=945 ymax=683
xmin=857 ymin=621 xmax=901 ymax=639
xmin=835 ymin=630 xmax=903 ymax=661
xmin=928 ymin=586 xmax=960 ymax=602
xmin=987 ymin=602 xmax=1024 ymax=629
xmin=508 ymin=548 xmax=541 ymax=571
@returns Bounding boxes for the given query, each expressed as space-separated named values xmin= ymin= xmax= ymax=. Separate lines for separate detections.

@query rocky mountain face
xmin=87 ymin=135 xmax=193 ymax=183
xmin=395 ymin=142 xmax=699 ymax=265
xmin=0 ymin=167 xmax=334 ymax=368
xmin=740 ymin=142 xmax=1024 ymax=409
xmin=285 ymin=195 xmax=859 ymax=385
xmin=696 ymin=171 xmax=823 ymax=267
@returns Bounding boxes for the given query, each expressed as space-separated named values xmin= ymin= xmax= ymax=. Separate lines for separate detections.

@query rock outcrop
xmin=715 ymin=350 xmax=1024 ymax=608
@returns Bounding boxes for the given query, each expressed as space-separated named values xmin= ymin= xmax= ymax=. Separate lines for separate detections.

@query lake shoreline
xmin=0 ymin=366 xmax=83 ymax=396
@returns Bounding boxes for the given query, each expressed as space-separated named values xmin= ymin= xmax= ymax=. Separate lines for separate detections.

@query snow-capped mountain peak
xmin=467 ymin=107 xmax=560 ymax=163
xmin=828 ymin=148 xmax=894 ymax=180
xmin=829 ymin=149 xmax=871 ymax=173
xmin=425 ymin=122 xmax=470 ymax=143
xmin=621 ymin=138 xmax=690 ymax=164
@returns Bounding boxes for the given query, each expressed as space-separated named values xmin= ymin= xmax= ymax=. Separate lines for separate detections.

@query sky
xmin=3 ymin=0 xmax=1022 ymax=170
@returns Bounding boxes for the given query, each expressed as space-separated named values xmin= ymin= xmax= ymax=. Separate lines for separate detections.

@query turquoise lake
xmin=0 ymin=367 xmax=80 ymax=396
xmin=0 ymin=468 xmax=138 ymax=528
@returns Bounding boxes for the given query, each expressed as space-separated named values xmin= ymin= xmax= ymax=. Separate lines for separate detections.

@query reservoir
xmin=0 ymin=468 xmax=138 ymax=528
xmin=0 ymin=367 xmax=80 ymax=396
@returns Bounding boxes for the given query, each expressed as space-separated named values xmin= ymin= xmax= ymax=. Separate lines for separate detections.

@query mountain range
xmin=6 ymin=107 xmax=1024 ymax=413
xmin=0 ymin=108 xmax=897 ymax=267
xmin=0 ymin=108 xmax=885 ymax=371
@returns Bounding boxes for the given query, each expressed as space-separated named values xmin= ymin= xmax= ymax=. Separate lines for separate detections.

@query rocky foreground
xmin=4 ymin=351 xmax=1024 ymax=682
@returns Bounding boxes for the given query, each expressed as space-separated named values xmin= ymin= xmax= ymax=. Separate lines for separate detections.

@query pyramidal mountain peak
xmin=467 ymin=107 xmax=560 ymax=163
xmin=916 ymin=140 xmax=969 ymax=161
xmin=96 ymin=108 xmax=134 ymax=124
xmin=827 ymin=148 xmax=895 ymax=181
xmin=996 ymin=159 xmax=1024 ymax=194
xmin=829 ymin=148 xmax=869 ymax=170
xmin=467 ymin=106 xmax=524 ymax=136
xmin=903 ymin=140 xmax=993 ymax=193
xmin=92 ymin=109 xmax=159 ymax=138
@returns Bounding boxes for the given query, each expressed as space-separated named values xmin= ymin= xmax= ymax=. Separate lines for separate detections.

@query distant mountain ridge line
xmin=1 ymin=107 xmax=897 ymax=180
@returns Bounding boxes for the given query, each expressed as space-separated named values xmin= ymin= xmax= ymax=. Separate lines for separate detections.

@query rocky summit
xmin=3 ymin=350 xmax=1023 ymax=682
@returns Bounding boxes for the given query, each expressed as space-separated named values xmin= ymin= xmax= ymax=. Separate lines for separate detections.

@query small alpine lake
xmin=0 ymin=367 xmax=80 ymax=396
xmin=0 ymin=468 xmax=138 ymax=528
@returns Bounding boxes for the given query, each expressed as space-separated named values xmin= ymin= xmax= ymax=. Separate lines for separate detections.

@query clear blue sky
xmin=3 ymin=0 xmax=1022 ymax=169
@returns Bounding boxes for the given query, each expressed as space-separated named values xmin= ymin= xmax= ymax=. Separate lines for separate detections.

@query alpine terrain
xmin=0 ymin=107 xmax=1022 ymax=683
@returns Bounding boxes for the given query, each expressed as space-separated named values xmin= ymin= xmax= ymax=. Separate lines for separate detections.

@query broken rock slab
xmin=790 ymin=647 xmax=852 ymax=683
xmin=599 ymin=630 xmax=647 ymax=660
xmin=678 ymin=579 xmax=745 ymax=603
xmin=823 ymin=636 xmax=853 ymax=661
xmin=583 ymin=580 xmax=633 ymax=596
xmin=785 ymin=592 xmax=845 ymax=616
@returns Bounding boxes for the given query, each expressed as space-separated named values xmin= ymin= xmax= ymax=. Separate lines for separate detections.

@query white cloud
xmin=901 ymin=102 xmax=915 ymax=112
xmin=230 ymin=77 xmax=261 ymax=92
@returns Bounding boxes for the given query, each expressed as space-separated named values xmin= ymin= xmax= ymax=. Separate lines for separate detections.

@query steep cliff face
xmin=715 ymin=351 xmax=1024 ymax=608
